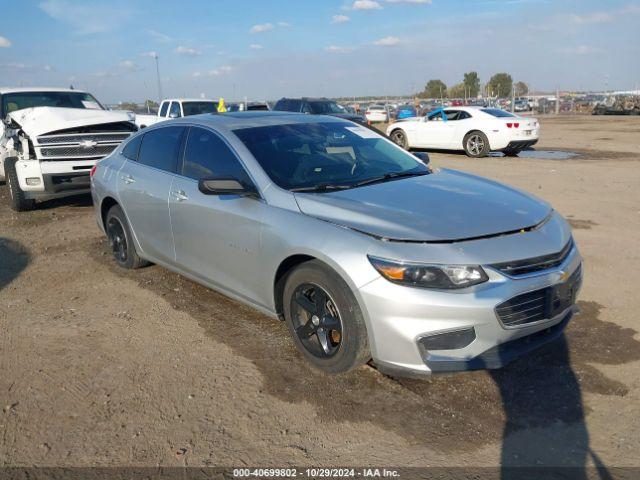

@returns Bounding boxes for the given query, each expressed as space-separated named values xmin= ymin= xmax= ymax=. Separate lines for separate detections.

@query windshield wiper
xmin=353 ymin=171 xmax=428 ymax=188
xmin=290 ymin=183 xmax=353 ymax=193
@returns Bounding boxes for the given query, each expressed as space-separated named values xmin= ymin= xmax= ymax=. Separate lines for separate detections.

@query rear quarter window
xmin=122 ymin=134 xmax=142 ymax=160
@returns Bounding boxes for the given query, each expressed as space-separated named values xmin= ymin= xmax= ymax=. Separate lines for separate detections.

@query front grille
xmin=491 ymin=239 xmax=574 ymax=277
xmin=39 ymin=144 xmax=118 ymax=158
xmin=496 ymin=265 xmax=581 ymax=327
xmin=37 ymin=133 xmax=130 ymax=145
xmin=35 ymin=131 xmax=131 ymax=161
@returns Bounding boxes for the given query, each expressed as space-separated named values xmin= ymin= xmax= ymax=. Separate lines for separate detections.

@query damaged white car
xmin=0 ymin=88 xmax=137 ymax=211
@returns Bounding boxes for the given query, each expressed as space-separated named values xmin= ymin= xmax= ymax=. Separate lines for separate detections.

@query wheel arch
xmin=100 ymin=196 xmax=120 ymax=230
xmin=273 ymin=254 xmax=317 ymax=318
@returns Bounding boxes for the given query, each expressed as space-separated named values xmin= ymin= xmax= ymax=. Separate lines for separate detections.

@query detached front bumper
xmin=358 ymin=247 xmax=582 ymax=377
xmin=503 ymin=139 xmax=539 ymax=151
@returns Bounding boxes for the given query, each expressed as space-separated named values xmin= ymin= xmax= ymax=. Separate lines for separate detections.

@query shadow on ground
xmin=0 ymin=238 xmax=30 ymax=292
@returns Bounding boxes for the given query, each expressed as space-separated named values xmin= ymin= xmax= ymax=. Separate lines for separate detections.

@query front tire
xmin=105 ymin=204 xmax=149 ymax=269
xmin=390 ymin=129 xmax=408 ymax=149
xmin=463 ymin=131 xmax=490 ymax=158
xmin=5 ymin=157 xmax=35 ymax=212
xmin=283 ymin=260 xmax=370 ymax=374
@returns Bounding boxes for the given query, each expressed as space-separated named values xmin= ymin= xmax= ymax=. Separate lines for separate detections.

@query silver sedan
xmin=90 ymin=112 xmax=582 ymax=377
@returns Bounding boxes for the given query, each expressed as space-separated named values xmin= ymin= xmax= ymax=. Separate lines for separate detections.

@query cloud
xmin=556 ymin=45 xmax=604 ymax=55
xmin=331 ymin=14 xmax=350 ymax=23
xmin=277 ymin=21 xmax=292 ymax=27
xmin=119 ymin=60 xmax=137 ymax=69
xmin=39 ymin=0 xmax=132 ymax=34
xmin=385 ymin=0 xmax=431 ymax=3
xmin=249 ymin=44 xmax=264 ymax=50
xmin=147 ymin=29 xmax=173 ymax=43
xmin=352 ymin=0 xmax=382 ymax=10
xmin=373 ymin=36 xmax=400 ymax=46
xmin=194 ymin=66 xmax=233 ymax=78
xmin=325 ymin=45 xmax=355 ymax=53
xmin=174 ymin=46 xmax=202 ymax=56
xmin=569 ymin=11 xmax=613 ymax=24
xmin=0 ymin=36 xmax=11 ymax=47
xmin=250 ymin=23 xmax=274 ymax=33
xmin=140 ymin=51 xmax=157 ymax=58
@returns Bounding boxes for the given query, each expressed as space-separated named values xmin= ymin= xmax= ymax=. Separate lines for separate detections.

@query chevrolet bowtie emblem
xmin=79 ymin=139 xmax=98 ymax=149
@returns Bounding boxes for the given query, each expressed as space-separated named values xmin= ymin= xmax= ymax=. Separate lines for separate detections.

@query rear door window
xmin=138 ymin=126 xmax=186 ymax=173
xmin=122 ymin=134 xmax=142 ymax=160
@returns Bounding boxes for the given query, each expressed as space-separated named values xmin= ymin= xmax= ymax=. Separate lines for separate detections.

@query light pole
xmin=154 ymin=53 xmax=163 ymax=104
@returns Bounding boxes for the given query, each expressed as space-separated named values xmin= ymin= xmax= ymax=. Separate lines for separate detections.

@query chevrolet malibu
xmin=91 ymin=112 xmax=582 ymax=377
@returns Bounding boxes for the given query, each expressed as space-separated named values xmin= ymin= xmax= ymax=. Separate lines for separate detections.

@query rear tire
xmin=105 ymin=204 xmax=149 ymax=269
xmin=390 ymin=129 xmax=408 ymax=149
xmin=283 ymin=260 xmax=370 ymax=374
xmin=463 ymin=131 xmax=490 ymax=158
xmin=5 ymin=157 xmax=35 ymax=212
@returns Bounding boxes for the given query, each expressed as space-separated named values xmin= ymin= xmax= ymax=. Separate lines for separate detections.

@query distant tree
xmin=448 ymin=83 xmax=466 ymax=99
xmin=463 ymin=71 xmax=480 ymax=97
xmin=145 ymin=99 xmax=159 ymax=109
xmin=487 ymin=73 xmax=513 ymax=98
xmin=514 ymin=81 xmax=529 ymax=97
xmin=119 ymin=102 xmax=138 ymax=111
xmin=422 ymin=79 xmax=447 ymax=99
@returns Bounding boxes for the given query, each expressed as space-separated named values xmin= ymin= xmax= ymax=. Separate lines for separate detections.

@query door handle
xmin=122 ymin=174 xmax=135 ymax=184
xmin=173 ymin=190 xmax=188 ymax=202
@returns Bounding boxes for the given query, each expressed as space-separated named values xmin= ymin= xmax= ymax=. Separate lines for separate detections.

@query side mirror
xmin=168 ymin=112 xmax=180 ymax=119
xmin=413 ymin=152 xmax=430 ymax=165
xmin=198 ymin=177 xmax=258 ymax=197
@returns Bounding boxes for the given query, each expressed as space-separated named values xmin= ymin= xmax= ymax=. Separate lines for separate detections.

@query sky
xmin=1 ymin=0 xmax=639 ymax=103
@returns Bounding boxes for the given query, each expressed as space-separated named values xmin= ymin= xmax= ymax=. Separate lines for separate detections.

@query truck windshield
xmin=182 ymin=101 xmax=219 ymax=116
xmin=1 ymin=91 xmax=104 ymax=118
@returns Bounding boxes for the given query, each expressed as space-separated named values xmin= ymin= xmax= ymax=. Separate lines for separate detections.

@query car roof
xmin=0 ymin=87 xmax=88 ymax=95
xmin=162 ymin=98 xmax=217 ymax=102
xmin=163 ymin=111 xmax=349 ymax=131
xmin=277 ymin=97 xmax=333 ymax=102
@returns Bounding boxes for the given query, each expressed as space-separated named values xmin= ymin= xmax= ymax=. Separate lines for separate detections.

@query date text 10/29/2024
xmin=233 ymin=468 xmax=400 ymax=478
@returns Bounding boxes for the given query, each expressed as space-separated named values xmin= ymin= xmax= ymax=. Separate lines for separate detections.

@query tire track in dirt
xmin=88 ymin=238 xmax=640 ymax=453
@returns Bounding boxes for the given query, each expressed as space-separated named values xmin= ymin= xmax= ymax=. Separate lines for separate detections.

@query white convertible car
xmin=386 ymin=106 xmax=539 ymax=157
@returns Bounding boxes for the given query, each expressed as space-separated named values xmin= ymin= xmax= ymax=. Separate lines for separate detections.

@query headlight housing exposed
xmin=368 ymin=256 xmax=488 ymax=289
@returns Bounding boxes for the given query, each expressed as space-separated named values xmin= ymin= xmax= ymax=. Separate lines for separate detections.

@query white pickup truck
xmin=0 ymin=88 xmax=137 ymax=211
xmin=134 ymin=98 xmax=219 ymax=128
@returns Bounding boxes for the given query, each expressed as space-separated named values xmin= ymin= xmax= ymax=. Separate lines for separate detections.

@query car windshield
xmin=1 ymin=91 xmax=104 ymax=118
xmin=308 ymin=101 xmax=346 ymax=114
xmin=182 ymin=101 xmax=218 ymax=116
xmin=481 ymin=108 xmax=516 ymax=118
xmin=233 ymin=122 xmax=429 ymax=191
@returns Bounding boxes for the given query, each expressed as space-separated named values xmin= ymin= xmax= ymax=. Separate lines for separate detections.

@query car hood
xmin=294 ymin=169 xmax=552 ymax=242
xmin=8 ymin=107 xmax=133 ymax=138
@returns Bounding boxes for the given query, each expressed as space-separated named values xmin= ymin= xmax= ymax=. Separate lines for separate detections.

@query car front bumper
xmin=357 ymin=246 xmax=582 ymax=377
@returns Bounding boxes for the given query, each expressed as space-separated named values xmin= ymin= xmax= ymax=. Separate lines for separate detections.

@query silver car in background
xmin=90 ymin=112 xmax=582 ymax=377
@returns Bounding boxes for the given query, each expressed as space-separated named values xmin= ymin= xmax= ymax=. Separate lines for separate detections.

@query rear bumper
xmin=503 ymin=139 xmax=538 ymax=151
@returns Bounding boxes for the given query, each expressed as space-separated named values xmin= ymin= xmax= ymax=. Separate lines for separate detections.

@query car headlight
xmin=368 ymin=256 xmax=488 ymax=289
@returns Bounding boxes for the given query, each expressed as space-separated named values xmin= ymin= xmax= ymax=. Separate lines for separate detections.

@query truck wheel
xmin=5 ymin=157 xmax=35 ymax=212
xmin=463 ymin=131 xmax=490 ymax=158
xmin=283 ymin=260 xmax=370 ymax=374
xmin=105 ymin=204 xmax=149 ymax=269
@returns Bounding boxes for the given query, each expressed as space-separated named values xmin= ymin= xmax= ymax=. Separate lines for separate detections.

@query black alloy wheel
xmin=290 ymin=283 xmax=343 ymax=358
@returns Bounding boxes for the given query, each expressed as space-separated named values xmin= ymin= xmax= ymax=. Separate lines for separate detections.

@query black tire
xmin=390 ymin=129 xmax=408 ymax=149
xmin=105 ymin=204 xmax=149 ymax=269
xmin=4 ymin=157 xmax=35 ymax=212
xmin=463 ymin=131 xmax=490 ymax=158
xmin=283 ymin=260 xmax=370 ymax=374
xmin=502 ymin=149 xmax=521 ymax=157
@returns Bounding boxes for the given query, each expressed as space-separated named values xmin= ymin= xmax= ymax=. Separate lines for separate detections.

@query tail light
xmin=506 ymin=123 xmax=513 ymax=128
xmin=513 ymin=122 xmax=519 ymax=128
xmin=90 ymin=165 xmax=97 ymax=178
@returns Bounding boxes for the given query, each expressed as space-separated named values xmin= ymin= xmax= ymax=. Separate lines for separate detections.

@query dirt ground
xmin=1 ymin=115 xmax=639 ymax=472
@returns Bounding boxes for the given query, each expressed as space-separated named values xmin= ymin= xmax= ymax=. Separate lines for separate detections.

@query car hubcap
xmin=468 ymin=135 xmax=484 ymax=155
xmin=393 ymin=132 xmax=405 ymax=147
xmin=106 ymin=217 xmax=128 ymax=263
xmin=291 ymin=283 xmax=343 ymax=358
